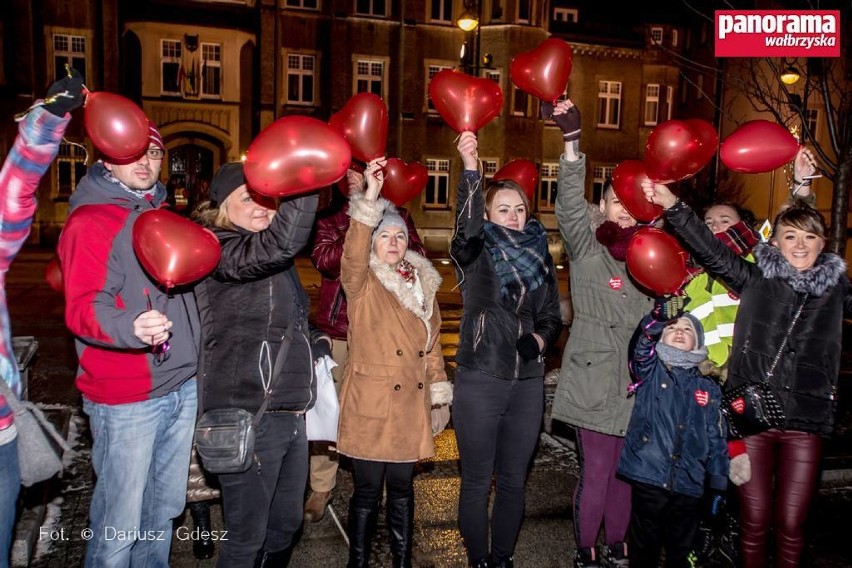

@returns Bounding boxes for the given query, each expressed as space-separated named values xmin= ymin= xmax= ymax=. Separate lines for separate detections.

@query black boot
xmin=491 ymin=554 xmax=514 ymax=568
xmin=386 ymin=496 xmax=414 ymax=568
xmin=188 ymin=501 xmax=215 ymax=560
xmin=347 ymin=501 xmax=379 ymax=568
xmin=254 ymin=547 xmax=294 ymax=568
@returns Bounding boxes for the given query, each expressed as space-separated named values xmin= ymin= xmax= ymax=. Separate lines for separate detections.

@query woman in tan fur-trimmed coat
xmin=338 ymin=158 xmax=453 ymax=568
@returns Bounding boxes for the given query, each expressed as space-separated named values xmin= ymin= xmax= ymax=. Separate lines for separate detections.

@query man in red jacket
xmin=305 ymin=168 xmax=426 ymax=522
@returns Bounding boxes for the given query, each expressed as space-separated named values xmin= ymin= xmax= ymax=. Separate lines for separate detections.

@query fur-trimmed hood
xmin=754 ymin=242 xmax=847 ymax=297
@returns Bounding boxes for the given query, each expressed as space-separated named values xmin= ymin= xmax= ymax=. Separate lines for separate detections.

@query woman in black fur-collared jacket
xmin=643 ymin=179 xmax=852 ymax=568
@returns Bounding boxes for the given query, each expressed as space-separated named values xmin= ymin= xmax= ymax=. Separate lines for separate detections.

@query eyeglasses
xmin=146 ymin=148 xmax=165 ymax=160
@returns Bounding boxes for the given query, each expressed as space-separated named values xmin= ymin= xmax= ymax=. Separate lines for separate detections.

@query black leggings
xmin=738 ymin=429 xmax=822 ymax=568
xmin=350 ymin=459 xmax=415 ymax=509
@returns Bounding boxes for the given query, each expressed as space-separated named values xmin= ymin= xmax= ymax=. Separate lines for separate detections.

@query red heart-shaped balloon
xmin=493 ymin=159 xmax=539 ymax=202
xmin=329 ymin=93 xmax=388 ymax=163
xmin=84 ymin=91 xmax=150 ymax=162
xmin=244 ymin=116 xmax=352 ymax=198
xmin=383 ymin=158 xmax=428 ymax=206
xmin=611 ymin=160 xmax=663 ymax=223
xmin=720 ymin=120 xmax=799 ymax=174
xmin=645 ymin=119 xmax=718 ymax=184
xmin=132 ymin=209 xmax=222 ymax=289
xmin=626 ymin=227 xmax=688 ymax=295
xmin=428 ymin=69 xmax=504 ymax=133
xmin=509 ymin=38 xmax=573 ymax=102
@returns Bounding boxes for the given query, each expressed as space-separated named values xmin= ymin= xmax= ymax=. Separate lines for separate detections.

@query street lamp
xmin=457 ymin=0 xmax=483 ymax=75
xmin=780 ymin=60 xmax=808 ymax=143
xmin=780 ymin=66 xmax=801 ymax=85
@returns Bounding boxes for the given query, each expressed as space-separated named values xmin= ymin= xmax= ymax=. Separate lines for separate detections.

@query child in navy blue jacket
xmin=617 ymin=301 xmax=729 ymax=568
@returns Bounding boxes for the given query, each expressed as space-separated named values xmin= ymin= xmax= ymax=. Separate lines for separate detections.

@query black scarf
xmin=483 ymin=218 xmax=550 ymax=309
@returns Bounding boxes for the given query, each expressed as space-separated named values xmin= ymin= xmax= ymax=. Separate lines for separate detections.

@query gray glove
xmin=44 ymin=67 xmax=85 ymax=117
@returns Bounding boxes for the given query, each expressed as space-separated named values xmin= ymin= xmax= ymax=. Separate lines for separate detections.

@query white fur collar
xmin=368 ymin=250 xmax=442 ymax=324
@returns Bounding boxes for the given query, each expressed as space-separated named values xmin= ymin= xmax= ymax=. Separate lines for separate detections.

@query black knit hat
xmin=210 ymin=162 xmax=246 ymax=207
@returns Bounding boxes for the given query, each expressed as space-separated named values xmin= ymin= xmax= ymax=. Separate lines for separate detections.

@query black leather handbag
xmin=195 ymin=325 xmax=294 ymax=474
xmin=721 ymin=297 xmax=806 ymax=438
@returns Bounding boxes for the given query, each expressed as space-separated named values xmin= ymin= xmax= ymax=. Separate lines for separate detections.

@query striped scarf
xmin=483 ymin=218 xmax=550 ymax=310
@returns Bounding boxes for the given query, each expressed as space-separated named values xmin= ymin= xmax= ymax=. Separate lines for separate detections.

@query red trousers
xmin=739 ymin=429 xmax=822 ymax=568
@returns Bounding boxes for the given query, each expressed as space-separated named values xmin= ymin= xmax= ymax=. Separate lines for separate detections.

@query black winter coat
xmin=195 ymin=193 xmax=324 ymax=413
xmin=451 ymin=170 xmax=562 ymax=380
xmin=667 ymin=201 xmax=852 ymax=436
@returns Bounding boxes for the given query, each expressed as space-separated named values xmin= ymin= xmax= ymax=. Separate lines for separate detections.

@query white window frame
xmin=482 ymin=69 xmax=502 ymax=90
xmin=592 ymin=165 xmax=616 ymax=203
xmin=55 ymin=140 xmax=88 ymax=200
xmin=650 ymin=27 xmax=663 ymax=45
xmin=804 ymin=108 xmax=820 ymax=140
xmin=354 ymin=0 xmax=387 ymax=16
xmin=644 ymin=84 xmax=660 ymax=126
xmin=428 ymin=0 xmax=453 ymax=24
xmin=597 ymin=81 xmax=621 ymax=129
xmin=200 ymin=42 xmax=222 ymax=99
xmin=553 ymin=7 xmax=578 ymax=23
xmin=424 ymin=158 xmax=451 ymax=209
xmin=353 ymin=56 xmax=388 ymax=100
xmin=50 ymin=30 xmax=89 ymax=84
xmin=285 ymin=51 xmax=318 ymax=106
xmin=517 ymin=0 xmax=531 ymax=23
xmin=512 ymin=86 xmax=530 ymax=117
xmin=482 ymin=159 xmax=500 ymax=180
xmin=425 ymin=61 xmax=454 ymax=113
xmin=160 ymin=39 xmax=182 ymax=96
xmin=664 ymin=86 xmax=674 ymax=122
xmin=285 ymin=0 xmax=319 ymax=9
xmin=538 ymin=163 xmax=558 ymax=212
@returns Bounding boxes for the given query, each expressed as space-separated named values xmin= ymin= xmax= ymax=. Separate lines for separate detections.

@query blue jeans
xmin=216 ymin=412 xmax=308 ymax=567
xmin=0 ymin=435 xmax=20 ymax=568
xmin=453 ymin=367 xmax=543 ymax=563
xmin=83 ymin=378 xmax=197 ymax=568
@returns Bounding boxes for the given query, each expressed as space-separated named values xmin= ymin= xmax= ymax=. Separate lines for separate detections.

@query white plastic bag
xmin=306 ymin=355 xmax=340 ymax=442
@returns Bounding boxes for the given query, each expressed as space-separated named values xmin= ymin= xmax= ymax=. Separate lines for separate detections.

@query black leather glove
xmin=516 ymin=333 xmax=541 ymax=360
xmin=44 ymin=67 xmax=85 ymax=117
xmin=652 ymin=294 xmax=690 ymax=321
xmin=540 ymin=101 xmax=581 ymax=142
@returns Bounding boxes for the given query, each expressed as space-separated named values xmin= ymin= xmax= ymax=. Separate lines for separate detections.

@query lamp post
xmin=781 ymin=59 xmax=808 ymax=143
xmin=457 ymin=0 xmax=482 ymax=76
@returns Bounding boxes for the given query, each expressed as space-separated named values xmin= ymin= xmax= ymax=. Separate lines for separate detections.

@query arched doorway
xmin=166 ymin=144 xmax=215 ymax=214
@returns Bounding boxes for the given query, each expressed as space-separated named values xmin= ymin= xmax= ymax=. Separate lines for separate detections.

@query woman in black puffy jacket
xmin=193 ymin=162 xmax=329 ymax=567
xmin=451 ymin=132 xmax=562 ymax=568
xmin=642 ymin=180 xmax=852 ymax=568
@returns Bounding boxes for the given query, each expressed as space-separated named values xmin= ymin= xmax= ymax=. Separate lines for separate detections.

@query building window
xmin=804 ymin=108 xmax=819 ymax=140
xmin=672 ymin=29 xmax=679 ymax=47
xmin=644 ymin=84 xmax=660 ymax=126
xmin=355 ymin=0 xmax=386 ymax=16
xmin=539 ymin=163 xmax=558 ymax=212
xmin=482 ymin=159 xmax=499 ymax=180
xmin=597 ymin=81 xmax=621 ymax=129
xmin=287 ymin=52 xmax=317 ymax=105
xmin=161 ymin=39 xmax=182 ymax=95
xmin=200 ymin=43 xmax=221 ymax=98
xmin=513 ymin=87 xmax=529 ymax=116
xmin=56 ymin=141 xmax=87 ymax=200
xmin=592 ymin=165 xmax=615 ymax=203
xmin=518 ymin=0 xmax=531 ymax=23
xmin=429 ymin=0 xmax=453 ymax=23
xmin=650 ymin=27 xmax=663 ymax=45
xmin=553 ymin=8 xmax=578 ymax=23
xmin=482 ymin=69 xmax=501 ymax=88
xmin=426 ymin=63 xmax=453 ymax=112
xmin=354 ymin=58 xmax=387 ymax=99
xmin=285 ymin=0 xmax=319 ymax=8
xmin=53 ymin=33 xmax=87 ymax=83
xmin=424 ymin=159 xmax=450 ymax=208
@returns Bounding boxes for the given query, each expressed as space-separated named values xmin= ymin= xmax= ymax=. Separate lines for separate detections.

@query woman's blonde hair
xmin=771 ymin=201 xmax=827 ymax=241
xmin=484 ymin=179 xmax=531 ymax=217
xmin=192 ymin=197 xmax=233 ymax=230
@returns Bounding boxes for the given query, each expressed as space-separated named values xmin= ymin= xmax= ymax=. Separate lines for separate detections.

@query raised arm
xmin=341 ymin=159 xmax=387 ymax=300
xmin=450 ymin=132 xmax=485 ymax=268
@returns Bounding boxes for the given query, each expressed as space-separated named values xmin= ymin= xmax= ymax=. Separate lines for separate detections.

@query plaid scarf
xmin=483 ymin=218 xmax=550 ymax=310
xmin=686 ymin=220 xmax=760 ymax=280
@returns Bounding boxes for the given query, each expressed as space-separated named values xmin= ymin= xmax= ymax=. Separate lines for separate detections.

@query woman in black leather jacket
xmin=193 ymin=162 xmax=329 ymax=567
xmin=451 ymin=132 xmax=562 ymax=568
xmin=642 ymin=180 xmax=852 ymax=568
